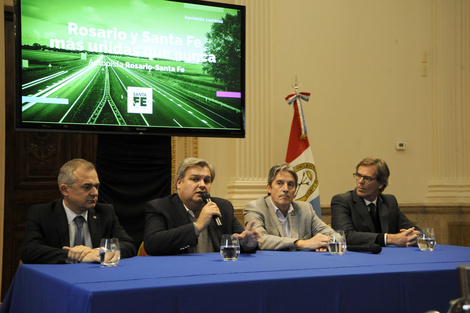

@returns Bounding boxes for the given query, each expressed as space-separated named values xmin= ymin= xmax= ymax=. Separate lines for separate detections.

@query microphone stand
xmin=447 ymin=264 xmax=470 ymax=313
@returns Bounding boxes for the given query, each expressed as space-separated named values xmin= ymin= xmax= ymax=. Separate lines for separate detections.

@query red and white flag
xmin=285 ymin=91 xmax=321 ymax=218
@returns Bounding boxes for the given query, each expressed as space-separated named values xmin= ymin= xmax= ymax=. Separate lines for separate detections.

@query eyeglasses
xmin=353 ymin=173 xmax=377 ymax=183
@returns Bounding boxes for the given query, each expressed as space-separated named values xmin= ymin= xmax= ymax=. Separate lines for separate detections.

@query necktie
xmin=368 ymin=203 xmax=382 ymax=232
xmin=74 ymin=216 xmax=85 ymax=247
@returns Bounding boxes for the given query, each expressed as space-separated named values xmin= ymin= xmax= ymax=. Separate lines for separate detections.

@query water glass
xmin=220 ymin=234 xmax=240 ymax=261
xmin=99 ymin=238 xmax=121 ymax=266
xmin=328 ymin=230 xmax=347 ymax=255
xmin=418 ymin=227 xmax=436 ymax=251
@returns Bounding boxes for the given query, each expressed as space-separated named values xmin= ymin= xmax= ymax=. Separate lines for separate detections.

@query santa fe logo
xmin=127 ymin=87 xmax=153 ymax=114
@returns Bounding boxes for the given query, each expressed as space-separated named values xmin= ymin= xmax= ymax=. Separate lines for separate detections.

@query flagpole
xmin=285 ymin=77 xmax=321 ymax=218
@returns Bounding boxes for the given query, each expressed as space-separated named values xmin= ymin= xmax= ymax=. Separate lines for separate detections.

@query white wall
xmin=2 ymin=0 xmax=468 ymax=215
xmin=274 ymin=0 xmax=430 ymax=203
xmin=202 ymin=0 xmax=433 ymax=205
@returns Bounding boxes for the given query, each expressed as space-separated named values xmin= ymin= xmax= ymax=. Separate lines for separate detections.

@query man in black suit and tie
xmin=144 ymin=158 xmax=260 ymax=256
xmin=331 ymin=157 xmax=420 ymax=247
xmin=21 ymin=158 xmax=136 ymax=264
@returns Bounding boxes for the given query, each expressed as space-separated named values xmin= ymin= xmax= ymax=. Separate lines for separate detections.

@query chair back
xmin=137 ymin=242 xmax=147 ymax=256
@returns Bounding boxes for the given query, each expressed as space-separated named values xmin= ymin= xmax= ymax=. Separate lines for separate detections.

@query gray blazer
xmin=244 ymin=196 xmax=338 ymax=251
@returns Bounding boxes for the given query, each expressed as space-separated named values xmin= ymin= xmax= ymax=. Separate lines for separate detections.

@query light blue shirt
xmin=268 ymin=197 xmax=294 ymax=238
xmin=63 ymin=201 xmax=92 ymax=248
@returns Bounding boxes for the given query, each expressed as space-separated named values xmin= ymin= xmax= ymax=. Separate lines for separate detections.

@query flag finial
xmin=292 ymin=73 xmax=301 ymax=94
xmin=285 ymin=75 xmax=311 ymax=139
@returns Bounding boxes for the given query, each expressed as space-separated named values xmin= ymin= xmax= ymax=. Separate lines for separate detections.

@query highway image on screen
xmin=19 ymin=0 xmax=244 ymax=132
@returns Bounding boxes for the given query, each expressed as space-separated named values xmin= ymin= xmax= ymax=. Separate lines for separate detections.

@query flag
xmin=285 ymin=91 xmax=321 ymax=218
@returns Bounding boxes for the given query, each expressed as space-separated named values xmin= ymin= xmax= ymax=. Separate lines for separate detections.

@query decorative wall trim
xmin=171 ymin=137 xmax=199 ymax=193
xmin=320 ymin=203 xmax=470 ymax=247
xmin=426 ymin=181 xmax=470 ymax=203
xmin=225 ymin=0 xmax=274 ymax=205
xmin=227 ymin=180 xmax=268 ymax=210
xmin=426 ymin=0 xmax=470 ymax=203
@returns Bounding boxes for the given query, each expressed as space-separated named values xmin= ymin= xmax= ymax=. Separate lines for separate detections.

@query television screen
xmin=15 ymin=0 xmax=245 ymax=137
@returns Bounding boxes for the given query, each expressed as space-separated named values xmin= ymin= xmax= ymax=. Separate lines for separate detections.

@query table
xmin=2 ymin=244 xmax=470 ymax=313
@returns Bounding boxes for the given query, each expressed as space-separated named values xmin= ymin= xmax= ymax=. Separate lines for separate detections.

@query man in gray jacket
xmin=244 ymin=163 xmax=339 ymax=251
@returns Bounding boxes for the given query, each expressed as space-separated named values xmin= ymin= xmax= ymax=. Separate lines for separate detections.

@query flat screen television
xmin=15 ymin=0 xmax=245 ymax=137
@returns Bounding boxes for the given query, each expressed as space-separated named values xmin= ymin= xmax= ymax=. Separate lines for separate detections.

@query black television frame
xmin=14 ymin=0 xmax=246 ymax=138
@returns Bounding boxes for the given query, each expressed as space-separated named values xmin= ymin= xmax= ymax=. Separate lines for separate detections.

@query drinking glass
xmin=328 ymin=230 xmax=347 ymax=255
xmin=418 ymin=227 xmax=436 ymax=251
xmin=99 ymin=238 xmax=121 ymax=266
xmin=220 ymin=234 xmax=240 ymax=261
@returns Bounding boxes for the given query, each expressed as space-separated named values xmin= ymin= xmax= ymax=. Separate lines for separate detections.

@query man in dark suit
xmin=21 ymin=158 xmax=136 ymax=264
xmin=331 ymin=157 xmax=420 ymax=247
xmin=144 ymin=158 xmax=260 ymax=256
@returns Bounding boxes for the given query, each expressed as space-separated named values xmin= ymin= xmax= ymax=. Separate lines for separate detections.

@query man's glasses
xmin=353 ymin=173 xmax=377 ymax=183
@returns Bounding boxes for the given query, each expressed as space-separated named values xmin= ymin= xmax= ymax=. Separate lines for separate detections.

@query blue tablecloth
xmin=2 ymin=244 xmax=470 ymax=313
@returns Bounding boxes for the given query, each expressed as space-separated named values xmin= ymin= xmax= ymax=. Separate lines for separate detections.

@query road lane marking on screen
xmin=118 ymin=60 xmax=237 ymax=128
xmin=23 ymin=57 xmax=104 ymax=112
xmin=22 ymin=96 xmax=69 ymax=105
xmin=22 ymin=71 xmax=68 ymax=89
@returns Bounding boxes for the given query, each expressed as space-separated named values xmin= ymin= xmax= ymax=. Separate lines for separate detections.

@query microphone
xmin=201 ymin=192 xmax=222 ymax=228
xmin=347 ymin=244 xmax=382 ymax=254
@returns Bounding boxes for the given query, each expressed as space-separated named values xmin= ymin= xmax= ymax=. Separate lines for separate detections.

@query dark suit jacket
xmin=21 ymin=199 xmax=136 ymax=264
xmin=144 ymin=193 xmax=249 ymax=256
xmin=330 ymin=189 xmax=417 ymax=246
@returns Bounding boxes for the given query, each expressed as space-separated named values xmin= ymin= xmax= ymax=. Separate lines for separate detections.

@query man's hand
xmin=63 ymin=246 xmax=100 ymax=263
xmin=194 ymin=202 xmax=221 ymax=232
xmin=402 ymin=228 xmax=421 ymax=247
xmin=387 ymin=227 xmax=419 ymax=247
xmin=236 ymin=220 xmax=261 ymax=250
xmin=294 ymin=233 xmax=330 ymax=251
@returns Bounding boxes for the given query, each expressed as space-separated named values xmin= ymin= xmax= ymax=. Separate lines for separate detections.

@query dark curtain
xmin=96 ymin=134 xmax=172 ymax=249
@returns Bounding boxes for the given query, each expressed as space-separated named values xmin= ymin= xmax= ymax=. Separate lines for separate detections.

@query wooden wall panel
xmin=448 ymin=223 xmax=470 ymax=247
xmin=320 ymin=204 xmax=470 ymax=247
xmin=1 ymin=8 xmax=98 ymax=299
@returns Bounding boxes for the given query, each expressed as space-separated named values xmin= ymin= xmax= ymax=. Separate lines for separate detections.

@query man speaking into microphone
xmin=144 ymin=158 xmax=260 ymax=256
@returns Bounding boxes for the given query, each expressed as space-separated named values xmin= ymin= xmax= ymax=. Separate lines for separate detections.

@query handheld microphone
xmin=201 ymin=192 xmax=222 ymax=228
xmin=347 ymin=244 xmax=382 ymax=254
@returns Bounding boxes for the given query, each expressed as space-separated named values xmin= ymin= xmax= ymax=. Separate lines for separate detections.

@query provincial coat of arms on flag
xmin=285 ymin=86 xmax=321 ymax=218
